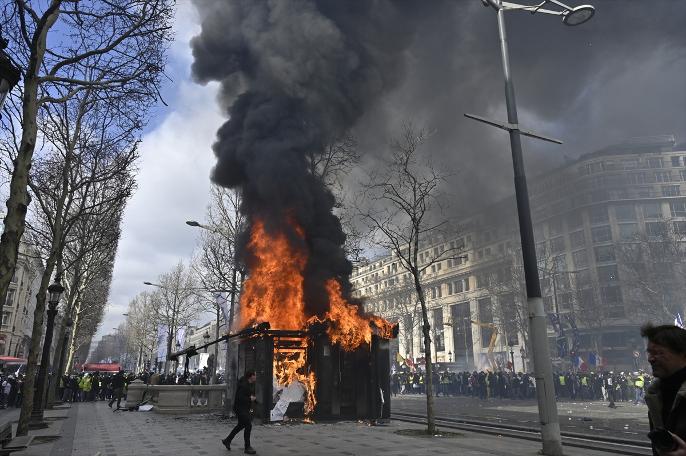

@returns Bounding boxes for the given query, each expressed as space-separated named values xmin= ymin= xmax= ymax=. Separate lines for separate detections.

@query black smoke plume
xmin=190 ymin=0 xmax=425 ymax=316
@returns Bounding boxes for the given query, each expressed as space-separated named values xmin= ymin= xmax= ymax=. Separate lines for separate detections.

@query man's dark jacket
xmin=233 ymin=376 xmax=254 ymax=415
xmin=645 ymin=369 xmax=686 ymax=455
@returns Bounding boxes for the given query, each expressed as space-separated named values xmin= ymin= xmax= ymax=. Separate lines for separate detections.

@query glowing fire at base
xmin=273 ymin=341 xmax=317 ymax=415
xmin=239 ymin=216 xmax=394 ymax=418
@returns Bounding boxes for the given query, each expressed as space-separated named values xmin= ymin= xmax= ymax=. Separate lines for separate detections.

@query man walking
xmin=108 ymin=370 xmax=125 ymax=410
xmin=642 ymin=324 xmax=686 ymax=455
xmin=222 ymin=370 xmax=257 ymax=454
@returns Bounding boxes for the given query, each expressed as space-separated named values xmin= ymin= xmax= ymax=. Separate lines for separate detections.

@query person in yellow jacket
xmin=633 ymin=372 xmax=645 ymax=405
xmin=79 ymin=374 xmax=92 ymax=402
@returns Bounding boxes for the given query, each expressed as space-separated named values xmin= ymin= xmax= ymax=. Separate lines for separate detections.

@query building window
xmin=572 ymin=250 xmax=588 ymax=269
xmin=478 ymin=298 xmax=494 ymax=348
xmin=447 ymin=282 xmax=453 ymax=295
xmin=643 ymin=202 xmax=663 ymax=219
xmin=5 ymin=289 xmax=15 ymax=308
xmin=618 ymin=223 xmax=639 ymax=240
xmin=648 ymin=157 xmax=663 ymax=168
xmin=655 ymin=171 xmax=672 ymax=183
xmin=680 ymin=170 xmax=686 ymax=181
xmin=569 ymin=230 xmax=585 ymax=248
xmin=662 ymin=185 xmax=681 ymax=197
xmin=589 ymin=206 xmax=609 ymax=224
xmin=670 ymin=201 xmax=686 ymax=217
xmin=614 ymin=204 xmax=636 ymax=221
xmin=646 ymin=221 xmax=667 ymax=238
xmin=591 ymin=226 xmax=612 ymax=243
xmin=594 ymin=245 xmax=615 ymax=263
xmin=550 ymin=237 xmax=565 ymax=254
xmin=597 ymin=264 xmax=619 ymax=282
xmin=673 ymin=221 xmax=686 ymax=235
xmin=672 ymin=156 xmax=682 ymax=167
xmin=433 ymin=308 xmax=445 ymax=351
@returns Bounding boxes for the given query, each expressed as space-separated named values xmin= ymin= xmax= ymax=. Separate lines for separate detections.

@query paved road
xmin=392 ymin=394 xmax=650 ymax=440
xmin=7 ymin=401 xmax=635 ymax=456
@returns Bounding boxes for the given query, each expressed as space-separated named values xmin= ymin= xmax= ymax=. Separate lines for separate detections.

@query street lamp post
xmin=0 ymin=34 xmax=21 ymax=113
xmin=448 ymin=351 xmax=453 ymax=363
xmin=203 ymin=331 xmax=210 ymax=353
xmin=30 ymin=275 xmax=64 ymax=427
xmin=465 ymin=2 xmax=594 ymax=454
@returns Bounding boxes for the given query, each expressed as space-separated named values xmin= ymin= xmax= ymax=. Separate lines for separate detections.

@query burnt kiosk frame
xmin=236 ymin=323 xmax=392 ymax=423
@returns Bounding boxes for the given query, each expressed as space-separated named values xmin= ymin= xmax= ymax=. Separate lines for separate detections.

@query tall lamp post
xmin=186 ymin=219 xmax=242 ymax=412
xmin=465 ymin=2 xmax=594 ymax=455
xmin=0 ymin=34 xmax=21 ymax=113
xmin=30 ymin=275 xmax=64 ymax=427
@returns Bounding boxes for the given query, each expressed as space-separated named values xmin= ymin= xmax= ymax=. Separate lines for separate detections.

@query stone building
xmin=352 ymin=135 xmax=686 ymax=372
xmin=0 ymin=240 xmax=44 ymax=358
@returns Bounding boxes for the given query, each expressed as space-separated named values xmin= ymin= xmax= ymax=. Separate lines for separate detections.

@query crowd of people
xmin=391 ymin=368 xmax=652 ymax=405
xmin=0 ymin=374 xmax=24 ymax=408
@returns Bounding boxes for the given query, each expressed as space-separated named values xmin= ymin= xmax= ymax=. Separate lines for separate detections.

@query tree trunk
xmin=0 ymin=1 xmax=61 ymax=329
xmin=413 ymin=276 xmax=436 ymax=435
xmin=16 ymin=255 xmax=57 ymax=435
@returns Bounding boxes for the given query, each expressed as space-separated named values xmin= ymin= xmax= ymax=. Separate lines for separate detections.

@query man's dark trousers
xmin=226 ymin=412 xmax=252 ymax=448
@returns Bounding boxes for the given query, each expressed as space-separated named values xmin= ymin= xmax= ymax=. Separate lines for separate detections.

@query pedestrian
xmin=108 ymin=370 xmax=125 ymax=409
xmin=222 ymin=370 xmax=257 ymax=454
xmin=641 ymin=323 xmax=686 ymax=456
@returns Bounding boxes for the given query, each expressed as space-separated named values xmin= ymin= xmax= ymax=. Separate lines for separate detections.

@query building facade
xmin=0 ymin=240 xmax=44 ymax=358
xmin=352 ymin=135 xmax=685 ymax=372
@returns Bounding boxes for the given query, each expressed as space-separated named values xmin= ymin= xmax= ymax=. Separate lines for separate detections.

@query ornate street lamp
xmin=0 ymin=34 xmax=21 ymax=113
xmin=30 ymin=275 xmax=64 ymax=427
xmin=448 ymin=350 xmax=453 ymax=363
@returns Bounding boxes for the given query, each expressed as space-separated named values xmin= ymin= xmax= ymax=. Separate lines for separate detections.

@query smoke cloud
xmin=190 ymin=0 xmax=685 ymax=314
xmin=190 ymin=0 xmax=426 ymax=315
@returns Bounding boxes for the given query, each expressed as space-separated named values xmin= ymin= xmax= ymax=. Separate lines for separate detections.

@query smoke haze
xmin=190 ymin=0 xmax=685 ymax=310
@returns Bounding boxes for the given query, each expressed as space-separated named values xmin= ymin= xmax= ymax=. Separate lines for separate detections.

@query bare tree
xmin=358 ymin=123 xmax=462 ymax=435
xmin=616 ymin=219 xmax=686 ymax=323
xmin=0 ymin=0 xmax=173 ymax=328
xmin=191 ymin=186 xmax=245 ymax=411
xmin=151 ymin=261 xmax=203 ymax=374
xmin=124 ymin=292 xmax=159 ymax=372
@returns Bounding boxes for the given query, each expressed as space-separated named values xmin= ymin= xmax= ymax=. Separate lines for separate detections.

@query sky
xmin=93 ymin=0 xmax=686 ymax=348
xmin=93 ymin=0 xmax=222 ymax=344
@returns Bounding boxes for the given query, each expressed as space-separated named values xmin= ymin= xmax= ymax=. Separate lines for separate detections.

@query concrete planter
xmin=127 ymin=381 xmax=227 ymax=414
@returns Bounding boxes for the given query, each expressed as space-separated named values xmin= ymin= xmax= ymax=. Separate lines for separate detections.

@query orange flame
xmin=273 ymin=342 xmax=317 ymax=415
xmin=239 ymin=216 xmax=394 ymax=417
xmin=239 ymin=219 xmax=307 ymax=330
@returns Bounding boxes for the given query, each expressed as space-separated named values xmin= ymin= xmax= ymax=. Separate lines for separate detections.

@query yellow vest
xmin=559 ymin=375 xmax=566 ymax=386
xmin=635 ymin=376 xmax=644 ymax=388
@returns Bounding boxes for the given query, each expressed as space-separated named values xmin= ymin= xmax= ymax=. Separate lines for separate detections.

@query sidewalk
xmin=10 ymin=401 xmax=638 ymax=456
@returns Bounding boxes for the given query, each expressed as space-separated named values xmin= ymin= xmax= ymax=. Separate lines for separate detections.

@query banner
xmin=156 ymin=324 xmax=168 ymax=361
xmin=216 ymin=292 xmax=230 ymax=324
xmin=176 ymin=326 xmax=186 ymax=349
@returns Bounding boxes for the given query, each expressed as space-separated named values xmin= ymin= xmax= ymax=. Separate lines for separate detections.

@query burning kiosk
xmin=237 ymin=320 xmax=395 ymax=423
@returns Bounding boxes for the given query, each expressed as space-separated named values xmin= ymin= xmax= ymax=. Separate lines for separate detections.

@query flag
xmin=176 ymin=326 xmax=186 ymax=349
xmin=157 ymin=324 xmax=168 ymax=361
xmin=216 ymin=292 xmax=230 ymax=323
xmin=675 ymin=313 xmax=684 ymax=329
xmin=589 ymin=352 xmax=598 ymax=367
xmin=396 ymin=352 xmax=405 ymax=365
xmin=575 ymin=355 xmax=587 ymax=372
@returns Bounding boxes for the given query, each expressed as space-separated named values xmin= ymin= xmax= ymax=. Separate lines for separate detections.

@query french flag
xmin=575 ymin=355 xmax=588 ymax=372
xmin=589 ymin=352 xmax=602 ymax=367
